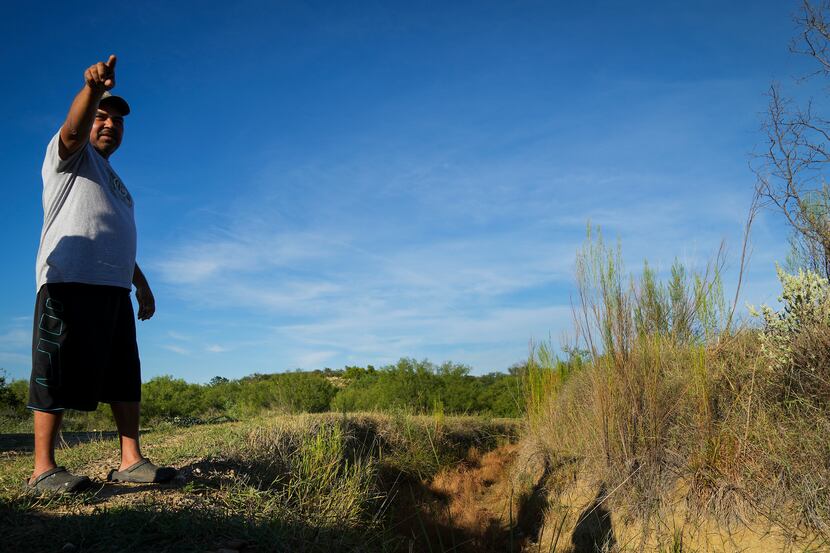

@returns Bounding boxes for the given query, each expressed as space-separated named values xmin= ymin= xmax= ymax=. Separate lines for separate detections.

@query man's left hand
xmin=135 ymin=285 xmax=156 ymax=320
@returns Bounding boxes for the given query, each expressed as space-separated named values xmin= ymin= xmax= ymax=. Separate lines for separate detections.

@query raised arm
xmin=59 ymin=55 xmax=117 ymax=160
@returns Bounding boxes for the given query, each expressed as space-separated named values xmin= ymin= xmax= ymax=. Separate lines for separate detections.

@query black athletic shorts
xmin=28 ymin=283 xmax=141 ymax=412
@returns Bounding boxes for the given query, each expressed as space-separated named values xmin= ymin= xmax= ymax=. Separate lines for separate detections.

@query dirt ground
xmin=390 ymin=442 xmax=554 ymax=553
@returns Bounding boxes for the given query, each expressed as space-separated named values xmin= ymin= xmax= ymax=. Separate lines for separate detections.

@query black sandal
xmin=25 ymin=466 xmax=92 ymax=494
xmin=107 ymin=458 xmax=177 ymax=483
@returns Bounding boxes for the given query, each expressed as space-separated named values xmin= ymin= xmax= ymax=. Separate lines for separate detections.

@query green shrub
xmin=330 ymin=358 xmax=520 ymax=416
xmin=274 ymin=371 xmax=337 ymax=413
xmin=142 ymin=375 xmax=207 ymax=420
xmin=475 ymin=372 xmax=523 ymax=417
xmin=231 ymin=371 xmax=337 ymax=416
xmin=0 ymin=374 xmax=26 ymax=416
xmin=751 ymin=266 xmax=830 ymax=408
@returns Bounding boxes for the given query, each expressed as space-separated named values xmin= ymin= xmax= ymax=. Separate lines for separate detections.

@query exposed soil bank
xmin=387 ymin=442 xmax=553 ymax=553
xmin=384 ymin=440 xmax=829 ymax=553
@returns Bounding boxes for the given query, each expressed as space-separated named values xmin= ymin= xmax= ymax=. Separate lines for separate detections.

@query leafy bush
xmin=142 ymin=375 xmax=207 ymax=420
xmin=473 ymin=372 xmax=523 ymax=417
xmin=0 ymin=372 xmax=26 ymax=416
xmin=274 ymin=371 xmax=337 ymax=413
xmin=331 ymin=358 xmax=521 ymax=417
xmin=231 ymin=371 xmax=337 ymax=416
xmin=751 ymin=266 xmax=830 ymax=408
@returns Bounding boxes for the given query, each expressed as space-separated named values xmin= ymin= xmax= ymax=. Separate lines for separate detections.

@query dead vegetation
xmin=521 ymin=229 xmax=830 ymax=552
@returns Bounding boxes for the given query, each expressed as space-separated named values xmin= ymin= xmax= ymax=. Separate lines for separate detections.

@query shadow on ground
xmin=384 ymin=452 xmax=554 ymax=553
xmin=0 ymin=438 xmax=394 ymax=552
xmin=0 ymin=499 xmax=371 ymax=553
xmin=0 ymin=431 xmax=122 ymax=454
xmin=570 ymin=484 xmax=615 ymax=553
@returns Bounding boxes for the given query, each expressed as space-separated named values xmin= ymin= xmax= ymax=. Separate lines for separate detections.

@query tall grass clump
xmin=230 ymin=418 xmax=381 ymax=532
xmin=532 ymin=227 xmax=733 ymax=515
xmin=523 ymin=342 xmax=584 ymax=436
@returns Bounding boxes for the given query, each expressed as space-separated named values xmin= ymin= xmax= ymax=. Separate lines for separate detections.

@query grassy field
xmin=0 ymin=413 xmax=521 ymax=553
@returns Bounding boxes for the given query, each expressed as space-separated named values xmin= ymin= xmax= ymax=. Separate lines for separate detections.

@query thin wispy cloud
xmin=0 ymin=328 xmax=29 ymax=348
xmin=162 ymin=344 xmax=191 ymax=356
xmin=296 ymin=350 xmax=339 ymax=368
xmin=149 ymin=150 xmax=770 ymax=376
xmin=0 ymin=352 xmax=29 ymax=368
xmin=0 ymin=323 xmax=31 ymax=375
xmin=206 ymin=344 xmax=229 ymax=353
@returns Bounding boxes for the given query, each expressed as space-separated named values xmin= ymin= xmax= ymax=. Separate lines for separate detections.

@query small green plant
xmin=431 ymin=397 xmax=445 ymax=433
xmin=525 ymin=343 xmax=585 ymax=433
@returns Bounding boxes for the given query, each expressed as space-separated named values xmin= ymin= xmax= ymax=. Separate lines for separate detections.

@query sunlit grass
xmin=0 ymin=412 xmax=517 ymax=553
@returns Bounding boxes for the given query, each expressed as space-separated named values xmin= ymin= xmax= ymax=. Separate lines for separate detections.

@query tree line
xmin=0 ymin=358 xmax=532 ymax=428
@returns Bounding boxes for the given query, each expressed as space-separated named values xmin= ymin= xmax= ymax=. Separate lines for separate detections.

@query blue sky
xmin=0 ymin=1 xmax=819 ymax=382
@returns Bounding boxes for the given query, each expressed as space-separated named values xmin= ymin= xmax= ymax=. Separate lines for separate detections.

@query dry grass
xmin=525 ymin=229 xmax=830 ymax=551
xmin=428 ymin=443 xmax=518 ymax=538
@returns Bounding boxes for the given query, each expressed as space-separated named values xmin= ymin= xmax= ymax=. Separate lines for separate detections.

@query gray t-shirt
xmin=35 ymin=131 xmax=137 ymax=290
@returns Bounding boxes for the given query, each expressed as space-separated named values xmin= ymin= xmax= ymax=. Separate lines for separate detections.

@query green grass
xmin=0 ymin=412 xmax=517 ymax=553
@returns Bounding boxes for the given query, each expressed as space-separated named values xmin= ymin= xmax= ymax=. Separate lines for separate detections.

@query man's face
xmin=89 ymin=103 xmax=124 ymax=158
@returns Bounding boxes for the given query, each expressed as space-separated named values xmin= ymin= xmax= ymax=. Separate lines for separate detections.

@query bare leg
xmin=110 ymin=401 xmax=143 ymax=470
xmin=31 ymin=410 xmax=63 ymax=482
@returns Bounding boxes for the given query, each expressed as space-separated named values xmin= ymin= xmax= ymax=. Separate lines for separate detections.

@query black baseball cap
xmin=100 ymin=91 xmax=130 ymax=116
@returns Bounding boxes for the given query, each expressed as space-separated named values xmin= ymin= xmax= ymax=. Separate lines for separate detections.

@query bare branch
xmin=753 ymin=68 xmax=830 ymax=277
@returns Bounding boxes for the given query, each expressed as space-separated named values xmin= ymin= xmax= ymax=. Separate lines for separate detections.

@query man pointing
xmin=27 ymin=55 xmax=175 ymax=493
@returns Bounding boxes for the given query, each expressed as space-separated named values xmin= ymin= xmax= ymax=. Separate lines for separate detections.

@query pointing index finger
xmin=106 ymin=55 xmax=117 ymax=70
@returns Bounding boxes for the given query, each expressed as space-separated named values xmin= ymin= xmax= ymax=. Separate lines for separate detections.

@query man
xmin=27 ymin=55 xmax=174 ymax=493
